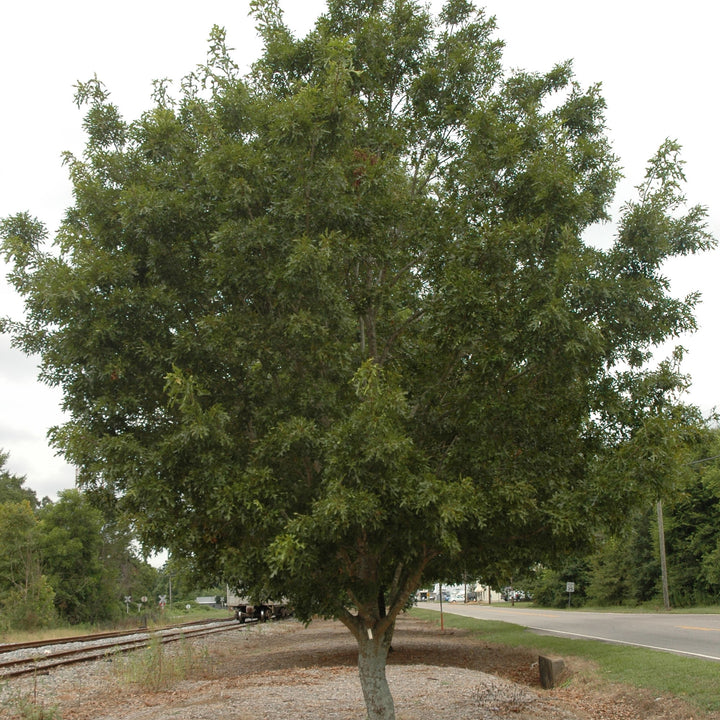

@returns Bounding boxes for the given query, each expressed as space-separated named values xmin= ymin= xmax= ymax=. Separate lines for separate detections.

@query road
xmin=421 ymin=602 xmax=720 ymax=662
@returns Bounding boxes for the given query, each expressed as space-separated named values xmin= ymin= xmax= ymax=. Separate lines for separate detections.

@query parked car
xmin=502 ymin=587 xmax=531 ymax=602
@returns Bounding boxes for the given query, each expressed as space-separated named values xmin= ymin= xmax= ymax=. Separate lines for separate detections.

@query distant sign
xmin=566 ymin=582 xmax=575 ymax=593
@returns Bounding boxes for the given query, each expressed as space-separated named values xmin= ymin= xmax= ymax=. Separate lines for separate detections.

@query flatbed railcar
xmin=226 ymin=587 xmax=291 ymax=623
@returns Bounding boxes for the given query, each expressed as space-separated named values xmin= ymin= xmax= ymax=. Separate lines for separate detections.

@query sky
xmin=1 ymin=0 xmax=718 ymax=501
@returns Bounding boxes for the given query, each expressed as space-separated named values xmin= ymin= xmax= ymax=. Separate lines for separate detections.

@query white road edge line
xmin=526 ymin=626 xmax=720 ymax=662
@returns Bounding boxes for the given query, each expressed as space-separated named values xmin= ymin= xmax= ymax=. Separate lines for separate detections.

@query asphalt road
xmin=421 ymin=602 xmax=720 ymax=662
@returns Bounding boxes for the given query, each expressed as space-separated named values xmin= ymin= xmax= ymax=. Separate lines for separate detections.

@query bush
xmin=0 ymin=576 xmax=56 ymax=632
xmin=528 ymin=560 xmax=589 ymax=608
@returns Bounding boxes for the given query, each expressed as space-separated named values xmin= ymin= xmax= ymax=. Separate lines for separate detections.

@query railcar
xmin=226 ymin=587 xmax=291 ymax=623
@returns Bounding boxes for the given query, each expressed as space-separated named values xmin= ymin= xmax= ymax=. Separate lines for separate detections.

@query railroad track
xmin=0 ymin=616 xmax=244 ymax=680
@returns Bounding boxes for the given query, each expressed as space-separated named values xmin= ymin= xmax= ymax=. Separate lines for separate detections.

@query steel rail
xmin=0 ymin=618 xmax=246 ymax=680
xmin=0 ymin=616 xmax=236 ymax=654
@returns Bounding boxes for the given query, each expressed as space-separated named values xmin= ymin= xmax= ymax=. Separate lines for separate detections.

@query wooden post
xmin=439 ymin=582 xmax=444 ymax=631
xmin=657 ymin=499 xmax=671 ymax=611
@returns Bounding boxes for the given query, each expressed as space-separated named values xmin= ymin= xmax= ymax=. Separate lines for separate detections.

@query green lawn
xmin=409 ymin=607 xmax=720 ymax=713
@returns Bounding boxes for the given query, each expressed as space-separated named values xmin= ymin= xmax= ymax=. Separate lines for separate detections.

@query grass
xmin=558 ymin=602 xmax=720 ymax=614
xmin=410 ymin=607 xmax=720 ymax=714
xmin=471 ymin=600 xmax=720 ymax=614
xmin=5 ymin=696 xmax=62 ymax=720
xmin=0 ymin=604 xmax=231 ymax=644
xmin=1 ymin=607 xmax=223 ymax=718
xmin=116 ymin=633 xmax=209 ymax=691
xmin=1 ymin=664 xmax=63 ymax=719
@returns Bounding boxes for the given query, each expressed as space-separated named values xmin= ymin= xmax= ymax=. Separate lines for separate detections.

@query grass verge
xmin=116 ymin=634 xmax=209 ymax=691
xmin=0 ymin=605 xmax=231 ymax=644
xmin=555 ymin=603 xmax=720 ymax=614
xmin=409 ymin=608 xmax=720 ymax=714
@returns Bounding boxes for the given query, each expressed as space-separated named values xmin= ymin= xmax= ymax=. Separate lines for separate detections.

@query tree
xmin=661 ymin=427 xmax=720 ymax=606
xmin=1 ymin=1 xmax=714 ymax=716
xmin=0 ymin=452 xmax=55 ymax=630
xmin=0 ymin=449 xmax=39 ymax=508
xmin=584 ymin=506 xmax=661 ymax=607
xmin=529 ymin=557 xmax=590 ymax=608
xmin=84 ymin=484 xmax=164 ymax=613
xmin=39 ymin=489 xmax=121 ymax=623
xmin=0 ymin=500 xmax=56 ymax=630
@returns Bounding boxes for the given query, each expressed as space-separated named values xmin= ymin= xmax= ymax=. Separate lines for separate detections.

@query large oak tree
xmin=1 ymin=1 xmax=714 ymax=716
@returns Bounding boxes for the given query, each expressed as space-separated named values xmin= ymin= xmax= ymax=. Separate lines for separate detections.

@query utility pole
xmin=656 ymin=499 xmax=670 ymax=610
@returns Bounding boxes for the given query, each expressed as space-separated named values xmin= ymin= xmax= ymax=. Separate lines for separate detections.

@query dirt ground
xmin=5 ymin=614 xmax=717 ymax=720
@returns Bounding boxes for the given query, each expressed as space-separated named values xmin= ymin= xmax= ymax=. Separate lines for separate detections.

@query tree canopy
xmin=1 ymin=1 xmax=714 ymax=716
xmin=0 ymin=449 xmax=40 ymax=508
xmin=0 ymin=453 xmax=165 ymax=630
xmin=38 ymin=489 xmax=120 ymax=623
xmin=0 ymin=498 xmax=56 ymax=631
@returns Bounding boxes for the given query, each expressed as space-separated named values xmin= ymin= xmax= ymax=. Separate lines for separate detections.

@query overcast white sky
xmin=1 ymin=0 xmax=718 ymax=500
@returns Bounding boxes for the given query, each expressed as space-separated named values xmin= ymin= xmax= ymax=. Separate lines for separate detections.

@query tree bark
xmin=356 ymin=624 xmax=396 ymax=720
xmin=338 ymin=555 xmax=433 ymax=719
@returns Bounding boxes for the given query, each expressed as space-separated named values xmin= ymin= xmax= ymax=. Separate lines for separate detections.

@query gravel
xmin=0 ymin=615 xmax=712 ymax=719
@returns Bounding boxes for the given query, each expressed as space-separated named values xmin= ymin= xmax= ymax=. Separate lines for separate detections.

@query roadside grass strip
xmin=409 ymin=608 xmax=720 ymax=713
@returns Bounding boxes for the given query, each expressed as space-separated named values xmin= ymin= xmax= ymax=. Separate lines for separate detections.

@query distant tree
xmin=572 ymin=407 xmax=715 ymax=608
xmin=624 ymin=507 xmax=664 ymax=603
xmin=663 ymin=449 xmax=720 ymax=606
xmin=152 ymin=555 xmax=204 ymax=605
xmin=0 ymin=500 xmax=56 ymax=630
xmin=585 ymin=462 xmax=720 ymax=609
xmin=0 ymin=449 xmax=39 ymax=508
xmin=85 ymin=486 xmax=163 ymax=611
xmin=528 ymin=557 xmax=591 ymax=608
xmin=38 ymin=489 xmax=121 ymax=623
xmin=1 ymin=1 xmax=714 ymax=716
xmin=585 ymin=536 xmax=628 ymax=606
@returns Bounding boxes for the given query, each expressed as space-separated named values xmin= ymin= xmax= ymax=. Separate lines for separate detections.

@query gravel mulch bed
xmin=1 ymin=615 xmax=713 ymax=719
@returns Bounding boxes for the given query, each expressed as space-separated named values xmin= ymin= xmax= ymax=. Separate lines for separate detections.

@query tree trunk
xmin=356 ymin=624 xmax=395 ymax=720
